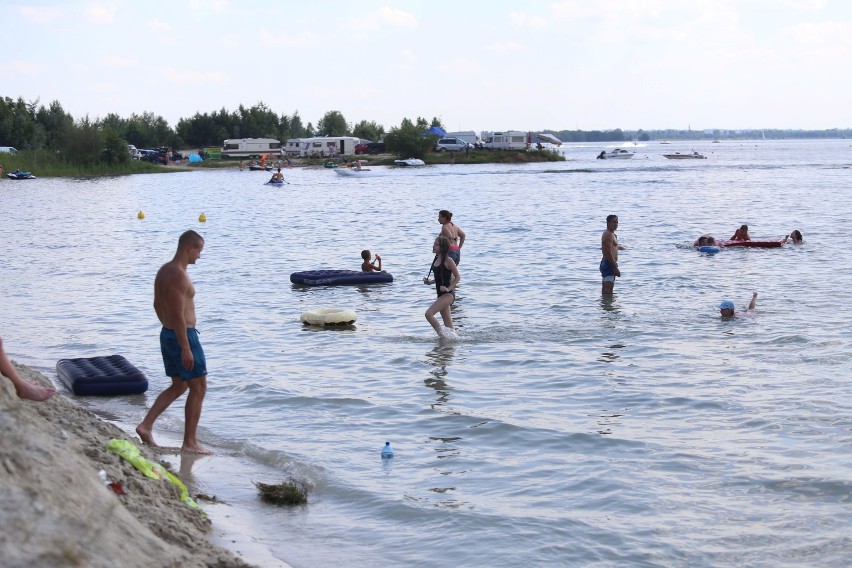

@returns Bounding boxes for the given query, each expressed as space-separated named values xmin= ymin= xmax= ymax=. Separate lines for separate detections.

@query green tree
xmin=316 ymin=111 xmax=349 ymax=136
xmin=64 ymin=116 xmax=102 ymax=165
xmin=101 ymin=128 xmax=129 ymax=164
xmin=384 ymin=117 xmax=434 ymax=159
xmin=351 ymin=120 xmax=384 ymax=142
xmin=36 ymin=100 xmax=74 ymax=150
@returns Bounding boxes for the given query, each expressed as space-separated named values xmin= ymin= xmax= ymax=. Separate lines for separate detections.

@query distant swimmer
xmin=731 ymin=224 xmax=751 ymax=241
xmin=719 ymin=292 xmax=758 ymax=317
xmin=787 ymin=229 xmax=803 ymax=244
xmin=600 ymin=214 xmax=624 ymax=295
xmin=361 ymin=250 xmax=385 ymax=272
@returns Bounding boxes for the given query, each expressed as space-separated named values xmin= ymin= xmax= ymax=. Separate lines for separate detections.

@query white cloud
xmin=147 ymin=19 xmax=172 ymax=31
xmin=509 ymin=12 xmax=547 ymax=28
xmin=391 ymin=49 xmax=417 ymax=72
xmin=348 ymin=6 xmax=417 ymax=32
xmin=259 ymin=28 xmax=316 ymax=47
xmin=87 ymin=3 xmax=116 ymax=23
xmin=1 ymin=60 xmax=42 ymax=74
xmin=162 ymin=68 xmax=229 ymax=86
xmin=376 ymin=6 xmax=417 ymax=28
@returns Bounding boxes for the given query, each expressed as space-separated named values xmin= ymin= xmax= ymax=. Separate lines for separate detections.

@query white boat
xmin=596 ymin=148 xmax=635 ymax=159
xmin=660 ymin=140 xmax=671 ymax=144
xmin=334 ymin=168 xmax=378 ymax=177
xmin=663 ymin=151 xmax=707 ymax=160
xmin=393 ymin=158 xmax=425 ymax=167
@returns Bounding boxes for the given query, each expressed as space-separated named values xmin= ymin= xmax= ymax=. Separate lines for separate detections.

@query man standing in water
xmin=136 ymin=230 xmax=212 ymax=455
xmin=600 ymin=214 xmax=623 ymax=295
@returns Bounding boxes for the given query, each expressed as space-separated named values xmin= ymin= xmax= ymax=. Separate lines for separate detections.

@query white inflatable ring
xmin=300 ymin=308 xmax=357 ymax=326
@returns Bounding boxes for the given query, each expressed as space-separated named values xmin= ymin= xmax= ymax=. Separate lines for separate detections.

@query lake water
xmin=2 ymin=139 xmax=851 ymax=567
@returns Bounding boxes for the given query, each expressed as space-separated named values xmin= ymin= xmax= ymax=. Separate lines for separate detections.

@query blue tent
xmin=425 ymin=126 xmax=446 ymax=137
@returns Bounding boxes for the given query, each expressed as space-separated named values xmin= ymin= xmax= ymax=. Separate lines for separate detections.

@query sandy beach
xmin=0 ymin=362 xmax=258 ymax=568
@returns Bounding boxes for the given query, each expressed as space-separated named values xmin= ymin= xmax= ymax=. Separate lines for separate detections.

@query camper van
xmin=481 ymin=131 xmax=529 ymax=151
xmin=286 ymin=136 xmax=361 ymax=157
xmin=221 ymin=138 xmax=282 ymax=159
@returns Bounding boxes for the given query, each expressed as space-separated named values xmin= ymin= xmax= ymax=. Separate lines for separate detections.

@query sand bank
xmin=0 ymin=363 xmax=258 ymax=568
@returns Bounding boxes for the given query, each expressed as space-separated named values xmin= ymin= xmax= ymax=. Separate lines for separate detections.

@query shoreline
xmin=1 ymin=362 xmax=286 ymax=568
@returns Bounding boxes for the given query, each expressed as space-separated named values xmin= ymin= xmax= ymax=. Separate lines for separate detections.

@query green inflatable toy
xmin=106 ymin=439 xmax=200 ymax=510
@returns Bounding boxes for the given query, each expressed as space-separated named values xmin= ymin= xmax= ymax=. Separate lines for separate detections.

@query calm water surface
xmin=2 ymin=140 xmax=851 ymax=567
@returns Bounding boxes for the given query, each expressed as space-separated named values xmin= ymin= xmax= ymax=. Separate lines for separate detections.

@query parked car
xmin=127 ymin=145 xmax=141 ymax=159
xmin=355 ymin=143 xmax=370 ymax=155
xmin=0 ymin=146 xmax=18 ymax=154
xmin=139 ymin=149 xmax=163 ymax=163
xmin=435 ymin=138 xmax=472 ymax=152
xmin=366 ymin=142 xmax=386 ymax=154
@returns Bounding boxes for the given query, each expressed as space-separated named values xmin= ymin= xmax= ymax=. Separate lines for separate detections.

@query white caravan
xmin=221 ymin=138 xmax=282 ymax=158
xmin=286 ymin=136 xmax=361 ymax=157
xmin=481 ymin=131 xmax=529 ymax=151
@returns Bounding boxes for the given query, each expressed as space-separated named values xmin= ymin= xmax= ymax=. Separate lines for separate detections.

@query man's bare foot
xmin=17 ymin=382 xmax=55 ymax=402
xmin=136 ymin=424 xmax=159 ymax=447
xmin=181 ymin=443 xmax=213 ymax=455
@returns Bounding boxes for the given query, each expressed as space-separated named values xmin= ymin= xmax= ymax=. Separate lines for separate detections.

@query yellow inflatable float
xmin=300 ymin=308 xmax=357 ymax=326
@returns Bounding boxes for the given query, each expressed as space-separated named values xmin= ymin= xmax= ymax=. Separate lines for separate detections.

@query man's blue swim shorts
xmin=160 ymin=327 xmax=207 ymax=380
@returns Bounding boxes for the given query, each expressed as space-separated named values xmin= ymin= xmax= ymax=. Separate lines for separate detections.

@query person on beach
xmin=361 ymin=250 xmax=385 ymax=272
xmin=136 ymin=230 xmax=212 ymax=455
xmin=600 ymin=214 xmax=624 ymax=294
xmin=423 ymin=236 xmax=460 ymax=338
xmin=0 ymin=336 xmax=55 ymax=401
xmin=719 ymin=292 xmax=758 ymax=317
xmin=731 ymin=224 xmax=751 ymax=241
xmin=438 ymin=210 xmax=466 ymax=265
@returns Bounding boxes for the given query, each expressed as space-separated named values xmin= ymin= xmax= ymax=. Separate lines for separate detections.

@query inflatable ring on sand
xmin=300 ymin=308 xmax=357 ymax=326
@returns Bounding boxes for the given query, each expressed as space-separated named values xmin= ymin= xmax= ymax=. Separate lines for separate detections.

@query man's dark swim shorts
xmin=160 ymin=327 xmax=207 ymax=380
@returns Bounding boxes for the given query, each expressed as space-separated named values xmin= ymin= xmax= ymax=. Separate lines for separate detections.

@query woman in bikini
xmin=423 ymin=236 xmax=460 ymax=338
xmin=438 ymin=210 xmax=466 ymax=265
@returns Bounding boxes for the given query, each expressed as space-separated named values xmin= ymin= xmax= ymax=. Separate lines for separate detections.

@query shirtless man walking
xmin=136 ymin=230 xmax=212 ymax=454
xmin=600 ymin=214 xmax=623 ymax=295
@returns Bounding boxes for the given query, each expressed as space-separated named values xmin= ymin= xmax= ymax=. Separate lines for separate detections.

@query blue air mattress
xmin=290 ymin=270 xmax=394 ymax=286
xmin=56 ymin=355 xmax=148 ymax=396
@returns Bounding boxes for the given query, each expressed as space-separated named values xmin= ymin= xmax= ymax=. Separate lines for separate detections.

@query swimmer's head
xmin=719 ymin=300 xmax=735 ymax=316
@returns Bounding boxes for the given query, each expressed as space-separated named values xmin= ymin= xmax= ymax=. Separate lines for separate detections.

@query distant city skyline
xmin=3 ymin=1 xmax=852 ymax=132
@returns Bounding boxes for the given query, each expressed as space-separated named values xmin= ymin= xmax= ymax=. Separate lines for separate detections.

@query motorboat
xmin=660 ymin=140 xmax=671 ymax=145
xmin=596 ymin=148 xmax=635 ymax=159
xmin=393 ymin=158 xmax=426 ymax=167
xmin=663 ymin=151 xmax=707 ymax=160
xmin=6 ymin=170 xmax=36 ymax=179
xmin=334 ymin=168 xmax=376 ymax=177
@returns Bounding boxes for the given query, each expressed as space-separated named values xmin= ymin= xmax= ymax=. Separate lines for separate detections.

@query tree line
xmin=3 ymin=95 xmax=850 ymax=165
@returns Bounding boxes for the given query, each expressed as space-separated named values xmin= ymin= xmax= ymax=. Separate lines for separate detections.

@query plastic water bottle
xmin=381 ymin=441 xmax=394 ymax=459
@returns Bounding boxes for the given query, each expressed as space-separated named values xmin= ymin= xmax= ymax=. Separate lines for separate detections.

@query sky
xmin=3 ymin=0 xmax=852 ymax=133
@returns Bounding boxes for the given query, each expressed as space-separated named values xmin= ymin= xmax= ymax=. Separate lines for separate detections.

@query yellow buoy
xmin=198 ymin=212 xmax=206 ymax=223
xmin=137 ymin=210 xmax=145 ymax=219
